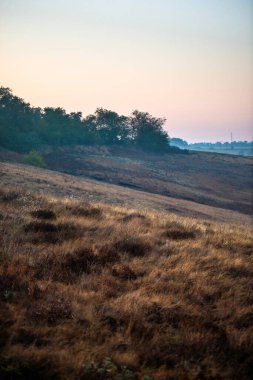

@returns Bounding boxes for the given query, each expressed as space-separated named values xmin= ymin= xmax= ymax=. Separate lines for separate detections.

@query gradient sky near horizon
xmin=0 ymin=0 xmax=253 ymax=142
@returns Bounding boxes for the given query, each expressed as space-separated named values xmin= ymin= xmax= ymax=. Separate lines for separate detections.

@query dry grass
xmin=0 ymin=185 xmax=252 ymax=379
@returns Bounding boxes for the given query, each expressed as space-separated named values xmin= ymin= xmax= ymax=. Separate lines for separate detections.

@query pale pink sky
xmin=1 ymin=0 xmax=253 ymax=142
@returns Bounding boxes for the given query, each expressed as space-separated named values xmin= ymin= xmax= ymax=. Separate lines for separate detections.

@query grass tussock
xmin=162 ymin=221 xmax=199 ymax=240
xmin=0 ymin=185 xmax=253 ymax=379
xmin=23 ymin=220 xmax=81 ymax=244
xmin=30 ymin=209 xmax=57 ymax=220
xmin=66 ymin=203 xmax=103 ymax=219
xmin=0 ymin=189 xmax=21 ymax=203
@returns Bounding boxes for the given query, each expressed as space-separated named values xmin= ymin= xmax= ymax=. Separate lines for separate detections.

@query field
xmin=0 ymin=150 xmax=253 ymax=379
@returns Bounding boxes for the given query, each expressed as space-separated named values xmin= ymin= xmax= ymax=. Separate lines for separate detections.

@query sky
xmin=0 ymin=0 xmax=253 ymax=142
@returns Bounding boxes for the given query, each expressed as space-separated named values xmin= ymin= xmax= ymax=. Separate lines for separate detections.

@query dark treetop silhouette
xmin=0 ymin=87 xmax=177 ymax=154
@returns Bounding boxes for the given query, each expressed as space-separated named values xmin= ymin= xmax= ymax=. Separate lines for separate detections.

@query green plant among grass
xmin=82 ymin=357 xmax=142 ymax=379
xmin=0 ymin=365 xmax=22 ymax=377
xmin=23 ymin=150 xmax=47 ymax=168
xmin=3 ymin=290 xmax=17 ymax=302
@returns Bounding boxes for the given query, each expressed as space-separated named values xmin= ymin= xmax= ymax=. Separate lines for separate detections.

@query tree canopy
xmin=0 ymin=86 xmax=171 ymax=153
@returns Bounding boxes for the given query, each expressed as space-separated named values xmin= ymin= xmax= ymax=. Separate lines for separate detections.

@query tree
xmin=93 ymin=108 xmax=129 ymax=145
xmin=0 ymin=87 xmax=42 ymax=152
xmin=130 ymin=110 xmax=169 ymax=152
xmin=0 ymin=87 xmax=173 ymax=154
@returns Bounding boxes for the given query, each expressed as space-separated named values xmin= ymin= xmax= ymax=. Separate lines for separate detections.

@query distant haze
xmin=0 ymin=0 xmax=252 ymax=142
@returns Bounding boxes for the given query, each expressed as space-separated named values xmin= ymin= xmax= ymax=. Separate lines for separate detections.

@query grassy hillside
xmin=1 ymin=161 xmax=252 ymax=225
xmin=39 ymin=146 xmax=253 ymax=215
xmin=1 ymin=146 xmax=252 ymax=215
xmin=0 ymin=178 xmax=252 ymax=379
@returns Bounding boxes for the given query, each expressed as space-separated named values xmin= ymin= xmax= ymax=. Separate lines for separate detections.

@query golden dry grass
xmin=0 ymin=184 xmax=252 ymax=380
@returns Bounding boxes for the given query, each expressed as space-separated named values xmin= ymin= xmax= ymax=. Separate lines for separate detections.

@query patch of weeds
xmin=97 ymin=306 xmax=128 ymax=332
xmin=98 ymin=244 xmax=120 ymax=265
xmin=0 ymin=269 xmax=31 ymax=299
xmin=111 ymin=264 xmax=137 ymax=280
xmin=81 ymin=357 xmax=136 ymax=379
xmin=56 ymin=222 xmax=81 ymax=241
xmin=35 ymin=248 xmax=97 ymax=283
xmin=0 ymin=365 xmax=22 ymax=378
xmin=24 ymin=221 xmax=58 ymax=233
xmin=2 ymin=290 xmax=17 ymax=302
xmin=0 ymin=359 xmax=55 ymax=380
xmin=63 ymin=248 xmax=97 ymax=275
xmin=114 ymin=236 xmax=151 ymax=257
xmin=30 ymin=209 xmax=57 ymax=220
xmin=225 ymin=266 xmax=253 ymax=278
xmin=23 ymin=221 xmax=81 ymax=243
xmin=234 ymin=313 xmax=253 ymax=329
xmin=29 ymin=298 xmax=72 ymax=324
xmin=121 ymin=213 xmax=146 ymax=223
xmin=0 ymin=190 xmax=20 ymax=203
xmin=163 ymin=225 xmax=197 ymax=240
xmin=96 ymin=236 xmax=151 ymax=263
xmin=11 ymin=328 xmax=49 ymax=347
xmin=67 ymin=204 xmax=102 ymax=218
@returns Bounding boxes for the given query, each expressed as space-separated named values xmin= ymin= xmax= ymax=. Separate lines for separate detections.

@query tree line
xmin=0 ymin=87 xmax=177 ymax=153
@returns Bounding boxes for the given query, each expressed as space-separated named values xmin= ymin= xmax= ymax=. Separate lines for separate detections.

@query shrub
xmin=23 ymin=150 xmax=47 ymax=168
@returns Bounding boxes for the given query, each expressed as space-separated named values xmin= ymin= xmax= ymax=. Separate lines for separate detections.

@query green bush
xmin=23 ymin=150 xmax=47 ymax=168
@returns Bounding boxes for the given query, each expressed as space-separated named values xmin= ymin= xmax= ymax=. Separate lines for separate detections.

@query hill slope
xmin=0 ymin=181 xmax=252 ymax=380
xmin=0 ymin=161 xmax=252 ymax=225
xmin=40 ymin=146 xmax=253 ymax=215
xmin=1 ymin=145 xmax=252 ymax=217
xmin=0 ymin=151 xmax=252 ymax=379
